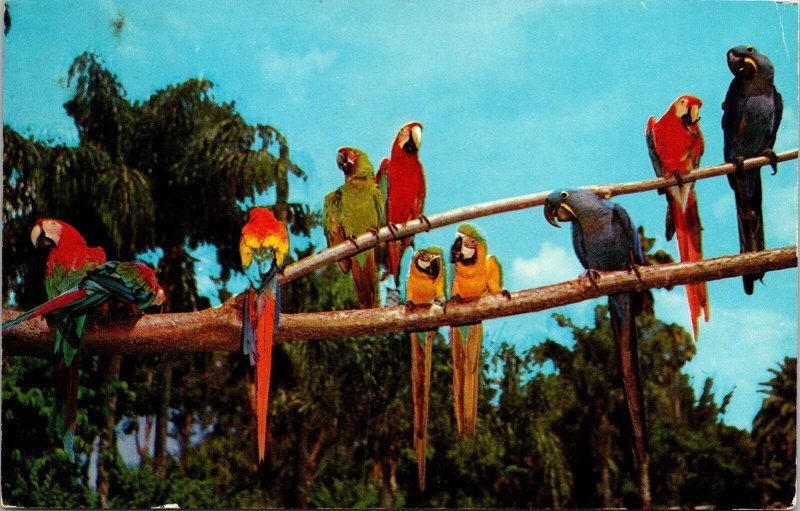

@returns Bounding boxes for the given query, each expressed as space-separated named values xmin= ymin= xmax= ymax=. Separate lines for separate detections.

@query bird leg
xmin=386 ymin=222 xmax=401 ymax=240
xmin=671 ymin=170 xmax=685 ymax=187
xmin=582 ymin=269 xmax=601 ymax=290
xmin=628 ymin=252 xmax=644 ymax=286
xmin=500 ymin=289 xmax=512 ymax=301
xmin=346 ymin=235 xmax=360 ymax=250
xmin=763 ymin=149 xmax=779 ymax=175
xmin=443 ymin=294 xmax=463 ymax=314
xmin=404 ymin=300 xmax=417 ymax=314
xmin=418 ymin=214 xmax=432 ymax=232
xmin=367 ymin=227 xmax=381 ymax=247
xmin=734 ymin=156 xmax=745 ymax=174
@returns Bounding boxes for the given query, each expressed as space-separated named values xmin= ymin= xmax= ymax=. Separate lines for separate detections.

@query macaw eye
xmin=560 ymin=191 xmax=570 ymax=200
xmin=746 ymin=46 xmax=754 ymax=53
xmin=464 ymin=237 xmax=478 ymax=249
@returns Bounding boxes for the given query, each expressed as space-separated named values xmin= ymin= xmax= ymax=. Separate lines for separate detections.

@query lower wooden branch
xmin=3 ymin=246 xmax=796 ymax=357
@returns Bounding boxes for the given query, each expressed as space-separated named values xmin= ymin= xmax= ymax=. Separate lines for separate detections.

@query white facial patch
xmin=417 ymin=258 xmax=431 ymax=269
xmin=461 ymin=245 xmax=476 ymax=259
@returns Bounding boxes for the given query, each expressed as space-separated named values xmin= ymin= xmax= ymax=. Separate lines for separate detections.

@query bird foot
xmin=386 ymin=222 xmax=401 ymax=240
xmin=367 ymin=227 xmax=381 ymax=246
xmin=672 ymin=170 xmax=685 ymax=187
xmin=763 ymin=149 xmax=779 ymax=175
xmin=500 ymin=289 xmax=512 ymax=301
xmin=380 ymin=269 xmax=392 ymax=282
xmin=443 ymin=294 xmax=463 ymax=314
xmin=734 ymin=156 xmax=745 ymax=174
xmin=346 ymin=235 xmax=360 ymax=250
xmin=628 ymin=252 xmax=644 ymax=286
xmin=582 ymin=269 xmax=601 ymax=290
xmin=418 ymin=214 xmax=432 ymax=232
xmin=404 ymin=300 xmax=417 ymax=313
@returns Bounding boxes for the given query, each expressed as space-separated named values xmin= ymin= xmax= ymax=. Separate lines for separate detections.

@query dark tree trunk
xmin=97 ymin=354 xmax=122 ymax=508
xmin=153 ymin=353 xmax=172 ymax=473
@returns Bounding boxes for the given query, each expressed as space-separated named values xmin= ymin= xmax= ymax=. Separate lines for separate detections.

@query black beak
xmin=428 ymin=257 xmax=440 ymax=278
xmin=402 ymin=138 xmax=418 ymax=154
xmin=450 ymin=236 xmax=463 ymax=263
xmin=544 ymin=201 xmax=561 ymax=228
xmin=36 ymin=230 xmax=56 ymax=249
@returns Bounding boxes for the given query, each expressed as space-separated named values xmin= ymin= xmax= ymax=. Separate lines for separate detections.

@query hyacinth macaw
xmin=376 ymin=122 xmax=427 ymax=286
xmin=323 ymin=147 xmax=385 ymax=309
xmin=405 ymin=246 xmax=446 ymax=491
xmin=239 ymin=207 xmax=289 ymax=464
xmin=722 ymin=45 xmax=783 ymax=294
xmin=29 ymin=219 xmax=106 ymax=461
xmin=448 ymin=224 xmax=503 ymax=437
xmin=646 ymin=95 xmax=709 ymax=339
xmin=544 ymin=189 xmax=650 ymax=507
xmin=3 ymin=258 xmax=165 ymax=459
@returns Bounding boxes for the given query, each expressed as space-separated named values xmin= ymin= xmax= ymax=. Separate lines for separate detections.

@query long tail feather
xmin=463 ymin=323 xmax=482 ymax=438
xmin=449 ymin=326 xmax=466 ymax=435
xmin=609 ymin=297 xmax=648 ymax=466
xmin=731 ymin=169 xmax=765 ymax=294
xmin=2 ymin=288 xmax=87 ymax=332
xmin=411 ymin=331 xmax=434 ymax=491
xmin=671 ymin=190 xmax=710 ymax=339
xmin=51 ymin=355 xmax=80 ymax=463
xmin=351 ymin=251 xmax=379 ymax=309
xmin=255 ymin=293 xmax=276 ymax=463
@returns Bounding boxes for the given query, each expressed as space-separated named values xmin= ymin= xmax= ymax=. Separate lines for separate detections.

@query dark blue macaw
xmin=722 ymin=45 xmax=783 ymax=294
xmin=544 ymin=189 xmax=650 ymax=507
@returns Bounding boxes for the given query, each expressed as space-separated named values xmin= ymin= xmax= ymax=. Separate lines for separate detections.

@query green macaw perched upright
xmin=323 ymin=147 xmax=386 ymax=309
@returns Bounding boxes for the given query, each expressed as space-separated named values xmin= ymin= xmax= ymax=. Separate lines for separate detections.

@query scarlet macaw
xmin=646 ymin=94 xmax=709 ymax=339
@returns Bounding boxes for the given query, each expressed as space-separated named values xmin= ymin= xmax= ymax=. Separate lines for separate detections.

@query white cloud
xmin=510 ymin=241 xmax=584 ymax=288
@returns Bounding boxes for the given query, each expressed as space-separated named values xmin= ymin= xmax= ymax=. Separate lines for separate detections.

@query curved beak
xmin=152 ymin=288 xmax=167 ymax=307
xmin=544 ymin=202 xmax=561 ymax=228
xmin=450 ymin=236 xmax=463 ymax=263
xmin=429 ymin=256 xmax=440 ymax=278
xmin=411 ymin=124 xmax=422 ymax=151
xmin=31 ymin=224 xmax=56 ymax=248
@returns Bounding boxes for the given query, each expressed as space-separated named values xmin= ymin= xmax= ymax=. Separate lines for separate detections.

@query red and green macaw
xmin=376 ymin=122 xmax=427 ymax=286
xmin=448 ymin=224 xmax=503 ymax=437
xmin=27 ymin=219 xmax=106 ymax=461
xmin=323 ymin=147 xmax=385 ymax=309
xmin=646 ymin=95 xmax=709 ymax=339
xmin=405 ymin=246 xmax=446 ymax=491
xmin=239 ymin=207 xmax=289 ymax=463
xmin=3 ymin=252 xmax=165 ymax=461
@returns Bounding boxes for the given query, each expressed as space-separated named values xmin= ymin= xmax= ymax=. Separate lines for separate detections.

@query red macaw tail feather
xmin=411 ymin=331 xmax=435 ymax=491
xmin=351 ymin=251 xmax=378 ymax=309
xmin=52 ymin=355 xmax=80 ymax=463
xmin=2 ymin=288 xmax=88 ymax=332
xmin=255 ymin=294 xmax=275 ymax=464
xmin=671 ymin=190 xmax=710 ymax=339
xmin=449 ymin=326 xmax=466 ymax=436
xmin=463 ymin=323 xmax=483 ymax=438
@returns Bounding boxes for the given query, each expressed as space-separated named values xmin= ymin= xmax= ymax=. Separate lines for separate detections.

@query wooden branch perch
xmin=4 ymin=246 xmax=796 ymax=357
xmin=279 ymin=149 xmax=798 ymax=284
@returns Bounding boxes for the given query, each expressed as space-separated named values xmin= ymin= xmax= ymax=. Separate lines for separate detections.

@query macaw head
xmin=337 ymin=147 xmax=374 ymax=181
xmin=133 ymin=263 xmax=167 ymax=307
xmin=413 ymin=246 xmax=443 ymax=278
xmin=671 ymin=95 xmax=703 ymax=133
xmin=544 ymin=189 xmax=603 ymax=228
xmin=393 ymin=121 xmax=423 ymax=156
xmin=240 ymin=208 xmax=290 ymax=290
xmin=30 ymin=218 xmax=83 ymax=249
xmin=450 ymin=224 xmax=486 ymax=265
xmin=727 ymin=45 xmax=774 ymax=82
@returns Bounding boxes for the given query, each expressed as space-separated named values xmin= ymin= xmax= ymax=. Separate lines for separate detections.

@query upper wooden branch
xmin=279 ymin=149 xmax=798 ymax=284
xmin=4 ymin=246 xmax=796 ymax=357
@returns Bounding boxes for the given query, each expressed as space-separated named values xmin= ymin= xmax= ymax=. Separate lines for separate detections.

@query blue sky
xmin=4 ymin=0 xmax=797 ymax=433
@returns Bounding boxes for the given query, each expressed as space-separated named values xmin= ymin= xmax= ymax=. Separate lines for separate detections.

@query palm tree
xmin=752 ymin=357 xmax=796 ymax=506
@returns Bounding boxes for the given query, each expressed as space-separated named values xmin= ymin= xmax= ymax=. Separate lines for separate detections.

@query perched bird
xmin=646 ymin=95 xmax=709 ymax=339
xmin=448 ymin=224 xmax=503 ymax=437
xmin=544 ymin=189 xmax=650 ymax=508
xmin=4 ymin=259 xmax=165 ymax=461
xmin=405 ymin=246 xmax=446 ymax=491
xmin=27 ymin=219 xmax=106 ymax=461
xmin=323 ymin=147 xmax=385 ymax=309
xmin=376 ymin=122 xmax=427 ymax=286
xmin=239 ymin=207 xmax=289 ymax=463
xmin=722 ymin=45 xmax=783 ymax=294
